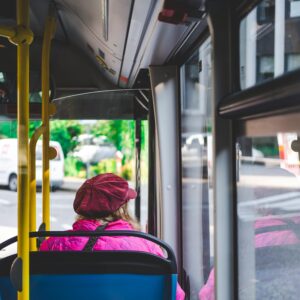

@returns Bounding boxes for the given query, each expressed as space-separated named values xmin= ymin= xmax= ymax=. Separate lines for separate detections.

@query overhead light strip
xmin=101 ymin=0 xmax=109 ymax=41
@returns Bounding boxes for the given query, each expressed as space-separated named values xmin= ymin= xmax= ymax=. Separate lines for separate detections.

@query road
xmin=1 ymin=164 xmax=299 ymax=235
xmin=0 ymin=187 xmax=78 ymax=238
xmin=0 ymin=184 xmax=82 ymax=257
xmin=0 ymin=179 xmax=148 ymax=243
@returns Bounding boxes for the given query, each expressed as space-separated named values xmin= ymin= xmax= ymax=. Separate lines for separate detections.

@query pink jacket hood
xmin=41 ymin=219 xmax=162 ymax=255
xmin=40 ymin=219 xmax=185 ymax=300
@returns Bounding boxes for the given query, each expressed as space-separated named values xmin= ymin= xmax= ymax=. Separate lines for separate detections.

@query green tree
xmin=0 ymin=120 xmax=17 ymax=138
xmin=50 ymin=120 xmax=82 ymax=156
xmin=91 ymin=120 xmax=135 ymax=162
xmin=0 ymin=120 xmax=41 ymax=138
xmin=29 ymin=120 xmax=42 ymax=137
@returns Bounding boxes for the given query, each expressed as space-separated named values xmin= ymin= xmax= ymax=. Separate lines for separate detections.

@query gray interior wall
xmin=149 ymin=65 xmax=181 ymax=261
xmin=207 ymin=0 xmax=238 ymax=299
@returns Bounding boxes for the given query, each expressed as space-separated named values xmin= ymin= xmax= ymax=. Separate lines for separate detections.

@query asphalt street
xmin=0 ymin=187 xmax=78 ymax=237
xmin=0 ymin=179 xmax=148 ymax=244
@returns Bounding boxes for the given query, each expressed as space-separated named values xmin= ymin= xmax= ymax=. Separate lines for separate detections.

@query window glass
xmin=237 ymin=131 xmax=300 ymax=299
xmin=0 ymin=119 xmax=138 ymax=257
xmin=0 ymin=72 xmax=5 ymax=83
xmin=0 ymin=71 xmax=47 ymax=103
xmin=240 ymin=0 xmax=300 ymax=89
xmin=181 ymin=37 xmax=214 ymax=300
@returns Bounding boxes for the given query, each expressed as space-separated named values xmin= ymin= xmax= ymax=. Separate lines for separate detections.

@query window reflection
xmin=240 ymin=0 xmax=300 ymax=89
xmin=181 ymin=38 xmax=214 ymax=300
xmin=237 ymin=132 xmax=300 ymax=299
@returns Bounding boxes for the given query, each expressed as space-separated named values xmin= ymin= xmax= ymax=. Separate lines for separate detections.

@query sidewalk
xmin=0 ymin=226 xmax=17 ymax=258
xmin=60 ymin=177 xmax=135 ymax=192
xmin=61 ymin=177 xmax=85 ymax=192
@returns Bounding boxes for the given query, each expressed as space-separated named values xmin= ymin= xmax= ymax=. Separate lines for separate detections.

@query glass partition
xmin=0 ymin=118 xmax=140 ymax=257
xmin=180 ymin=37 xmax=214 ymax=300
xmin=237 ymin=131 xmax=300 ymax=299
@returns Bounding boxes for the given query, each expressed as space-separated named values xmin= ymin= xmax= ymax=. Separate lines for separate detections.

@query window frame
xmin=220 ymin=0 xmax=300 ymax=120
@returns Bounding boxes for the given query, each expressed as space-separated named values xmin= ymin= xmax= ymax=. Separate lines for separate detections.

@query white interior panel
xmin=59 ymin=0 xmax=132 ymax=59
xmin=59 ymin=7 xmax=121 ymax=84
xmin=119 ymin=0 xmax=155 ymax=87
xmin=149 ymin=65 xmax=181 ymax=260
xmin=128 ymin=5 xmax=189 ymax=86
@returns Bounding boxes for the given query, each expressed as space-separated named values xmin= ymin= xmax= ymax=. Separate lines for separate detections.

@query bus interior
xmin=0 ymin=0 xmax=300 ymax=299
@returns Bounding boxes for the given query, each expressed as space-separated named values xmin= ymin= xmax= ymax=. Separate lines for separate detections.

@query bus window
xmin=180 ymin=37 xmax=214 ymax=299
xmin=0 ymin=121 xmax=17 ymax=254
xmin=237 ymin=131 xmax=300 ymax=299
xmin=240 ymin=0 xmax=300 ymax=90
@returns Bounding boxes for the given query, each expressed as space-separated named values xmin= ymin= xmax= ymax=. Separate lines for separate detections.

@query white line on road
xmin=36 ymin=204 xmax=72 ymax=209
xmin=38 ymin=214 xmax=57 ymax=222
xmin=239 ymin=192 xmax=300 ymax=207
xmin=0 ymin=199 xmax=10 ymax=205
xmin=266 ymin=198 xmax=300 ymax=210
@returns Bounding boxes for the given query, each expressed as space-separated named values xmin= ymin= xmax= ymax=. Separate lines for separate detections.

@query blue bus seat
xmin=0 ymin=250 xmax=177 ymax=300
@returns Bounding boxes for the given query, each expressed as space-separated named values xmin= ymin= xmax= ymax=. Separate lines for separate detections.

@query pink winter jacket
xmin=198 ymin=217 xmax=300 ymax=300
xmin=40 ymin=219 xmax=185 ymax=300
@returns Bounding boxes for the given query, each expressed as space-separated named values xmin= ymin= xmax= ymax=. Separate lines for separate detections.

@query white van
xmin=0 ymin=139 xmax=64 ymax=191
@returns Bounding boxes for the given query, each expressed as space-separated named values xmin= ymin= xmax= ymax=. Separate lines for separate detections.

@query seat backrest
xmin=0 ymin=249 xmax=177 ymax=300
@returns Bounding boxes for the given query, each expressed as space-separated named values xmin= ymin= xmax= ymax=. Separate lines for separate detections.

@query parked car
xmin=0 ymin=139 xmax=64 ymax=191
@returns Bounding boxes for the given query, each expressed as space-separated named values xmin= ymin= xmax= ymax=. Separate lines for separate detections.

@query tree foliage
xmin=50 ymin=120 xmax=82 ymax=156
xmin=0 ymin=119 xmax=148 ymax=179
xmin=0 ymin=120 xmax=83 ymax=157
xmin=91 ymin=120 xmax=135 ymax=161
xmin=0 ymin=120 xmax=17 ymax=138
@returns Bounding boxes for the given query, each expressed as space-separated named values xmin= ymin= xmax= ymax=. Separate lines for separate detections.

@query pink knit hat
xmin=73 ymin=173 xmax=137 ymax=218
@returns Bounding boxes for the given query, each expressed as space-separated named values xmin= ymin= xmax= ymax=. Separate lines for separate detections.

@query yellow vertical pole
xmin=29 ymin=126 xmax=45 ymax=251
xmin=16 ymin=0 xmax=33 ymax=299
xmin=42 ymin=7 xmax=56 ymax=231
xmin=0 ymin=2 xmax=33 ymax=298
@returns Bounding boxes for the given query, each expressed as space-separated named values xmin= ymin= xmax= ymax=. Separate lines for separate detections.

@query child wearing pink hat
xmin=40 ymin=173 xmax=185 ymax=300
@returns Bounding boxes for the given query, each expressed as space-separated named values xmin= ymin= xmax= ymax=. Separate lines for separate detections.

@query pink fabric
xmin=40 ymin=219 xmax=185 ymax=300
xmin=198 ymin=217 xmax=300 ymax=300
xmin=254 ymin=216 xmax=300 ymax=248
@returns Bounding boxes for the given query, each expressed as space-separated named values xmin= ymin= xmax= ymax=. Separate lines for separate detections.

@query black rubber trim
xmin=0 ymin=230 xmax=176 ymax=267
xmin=218 ymin=69 xmax=300 ymax=119
xmin=10 ymin=257 xmax=22 ymax=291
xmin=0 ymin=251 xmax=176 ymax=276
xmin=235 ymin=0 xmax=263 ymax=18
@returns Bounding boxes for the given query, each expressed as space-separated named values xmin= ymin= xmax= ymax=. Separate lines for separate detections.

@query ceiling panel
xmin=58 ymin=0 xmax=132 ymax=59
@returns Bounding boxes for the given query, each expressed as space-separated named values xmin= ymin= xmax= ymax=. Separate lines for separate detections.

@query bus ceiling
xmin=0 ymin=0 xmax=206 ymax=97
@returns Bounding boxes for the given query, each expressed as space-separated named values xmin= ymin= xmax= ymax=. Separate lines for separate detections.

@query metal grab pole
xmin=41 ymin=6 xmax=56 ymax=231
xmin=16 ymin=0 xmax=33 ymax=299
xmin=0 ymin=26 xmax=16 ymax=40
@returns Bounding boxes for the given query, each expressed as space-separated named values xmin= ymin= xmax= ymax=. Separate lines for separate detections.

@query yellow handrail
xmin=0 ymin=2 xmax=33 ymax=299
xmin=16 ymin=0 xmax=33 ymax=299
xmin=41 ymin=6 xmax=57 ymax=231
xmin=29 ymin=125 xmax=45 ymax=251
xmin=0 ymin=26 xmax=16 ymax=40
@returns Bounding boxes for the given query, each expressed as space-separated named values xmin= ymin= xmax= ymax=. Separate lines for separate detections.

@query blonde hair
xmin=76 ymin=202 xmax=140 ymax=230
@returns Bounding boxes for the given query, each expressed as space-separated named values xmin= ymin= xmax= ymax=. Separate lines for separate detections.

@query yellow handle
xmin=42 ymin=11 xmax=57 ymax=231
